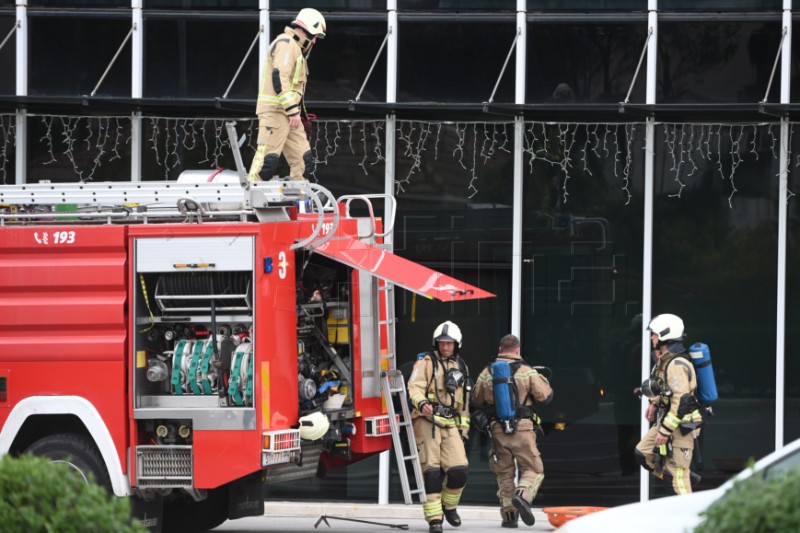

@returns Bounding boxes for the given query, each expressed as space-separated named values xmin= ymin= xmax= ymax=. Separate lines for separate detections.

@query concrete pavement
xmin=214 ymin=502 xmax=558 ymax=532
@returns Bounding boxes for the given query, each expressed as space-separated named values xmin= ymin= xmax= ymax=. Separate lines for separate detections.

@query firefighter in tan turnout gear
xmin=635 ymin=313 xmax=704 ymax=495
xmin=248 ymin=8 xmax=325 ymax=182
xmin=407 ymin=321 xmax=471 ymax=533
xmin=471 ymin=334 xmax=553 ymax=528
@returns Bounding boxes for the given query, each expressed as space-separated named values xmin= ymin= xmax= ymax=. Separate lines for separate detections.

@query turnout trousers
xmin=248 ymin=111 xmax=311 ymax=181
xmin=413 ymin=418 xmax=468 ymax=524
xmin=490 ymin=425 xmax=544 ymax=520
xmin=636 ymin=425 xmax=695 ymax=494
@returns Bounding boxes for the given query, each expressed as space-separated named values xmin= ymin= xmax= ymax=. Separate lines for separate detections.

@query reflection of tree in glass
xmin=658 ymin=25 xmax=738 ymax=102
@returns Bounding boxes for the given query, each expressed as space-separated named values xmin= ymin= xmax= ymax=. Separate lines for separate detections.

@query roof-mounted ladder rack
xmin=0 ymin=120 xmax=341 ymax=251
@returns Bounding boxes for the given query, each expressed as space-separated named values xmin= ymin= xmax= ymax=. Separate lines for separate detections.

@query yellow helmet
xmin=292 ymin=8 xmax=327 ymax=39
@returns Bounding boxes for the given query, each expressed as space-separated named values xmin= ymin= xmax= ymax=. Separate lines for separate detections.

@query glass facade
xmin=1 ymin=0 xmax=797 ymax=511
xmin=520 ymin=123 xmax=646 ymax=505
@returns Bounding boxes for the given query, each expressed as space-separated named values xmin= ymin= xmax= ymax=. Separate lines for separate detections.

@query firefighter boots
xmin=512 ymin=494 xmax=535 ymax=526
xmin=501 ymin=508 xmax=519 ymax=528
xmin=428 ymin=519 xmax=444 ymax=533
xmin=443 ymin=508 xmax=461 ymax=527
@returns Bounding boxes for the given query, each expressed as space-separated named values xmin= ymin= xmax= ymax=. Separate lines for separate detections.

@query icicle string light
xmin=0 ymin=115 xmax=796 ymax=205
xmin=0 ymin=114 xmax=17 ymax=185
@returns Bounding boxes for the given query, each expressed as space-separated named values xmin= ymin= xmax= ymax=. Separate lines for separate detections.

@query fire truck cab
xmin=0 ymin=169 xmax=492 ymax=531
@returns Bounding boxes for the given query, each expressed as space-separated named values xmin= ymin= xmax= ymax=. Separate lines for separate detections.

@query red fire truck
xmin=0 ymin=168 xmax=492 ymax=531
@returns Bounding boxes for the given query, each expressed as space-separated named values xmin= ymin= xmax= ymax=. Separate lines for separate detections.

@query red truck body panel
xmin=0 ymin=225 xmax=129 ymax=471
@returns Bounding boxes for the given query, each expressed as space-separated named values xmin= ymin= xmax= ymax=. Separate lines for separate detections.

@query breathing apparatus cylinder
xmin=688 ymin=343 xmax=719 ymax=406
xmin=490 ymin=360 xmax=516 ymax=434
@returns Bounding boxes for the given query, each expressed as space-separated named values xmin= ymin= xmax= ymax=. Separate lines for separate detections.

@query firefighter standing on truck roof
xmin=248 ymin=8 xmax=326 ymax=182
xmin=407 ymin=321 xmax=471 ymax=533
xmin=471 ymin=334 xmax=553 ymax=529
xmin=635 ymin=313 xmax=704 ymax=495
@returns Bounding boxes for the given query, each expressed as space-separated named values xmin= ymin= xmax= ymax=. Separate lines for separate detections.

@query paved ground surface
xmin=214 ymin=502 xmax=558 ymax=532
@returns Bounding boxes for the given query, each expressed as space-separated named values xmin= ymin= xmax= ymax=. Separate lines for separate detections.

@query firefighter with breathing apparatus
xmin=248 ymin=7 xmax=326 ymax=182
xmin=635 ymin=313 xmax=704 ymax=495
xmin=471 ymin=334 xmax=553 ymax=529
xmin=407 ymin=321 xmax=471 ymax=533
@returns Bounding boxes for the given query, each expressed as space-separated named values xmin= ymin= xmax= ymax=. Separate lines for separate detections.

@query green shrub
xmin=695 ymin=465 xmax=800 ymax=533
xmin=0 ymin=454 xmax=146 ymax=533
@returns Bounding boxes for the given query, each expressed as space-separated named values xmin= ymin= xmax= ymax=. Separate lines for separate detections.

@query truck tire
xmin=25 ymin=433 xmax=112 ymax=493
xmin=162 ymin=486 xmax=229 ymax=533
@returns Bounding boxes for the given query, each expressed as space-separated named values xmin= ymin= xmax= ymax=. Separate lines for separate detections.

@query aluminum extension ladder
xmin=380 ymin=369 xmax=426 ymax=504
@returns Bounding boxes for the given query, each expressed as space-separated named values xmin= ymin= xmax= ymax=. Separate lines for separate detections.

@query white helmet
xmin=432 ymin=321 xmax=462 ymax=348
xmin=648 ymin=313 xmax=684 ymax=342
xmin=292 ymin=8 xmax=327 ymax=39
xmin=298 ymin=411 xmax=329 ymax=441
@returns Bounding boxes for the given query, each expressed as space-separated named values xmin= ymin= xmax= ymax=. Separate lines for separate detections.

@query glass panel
xmin=790 ymin=34 xmax=800 ymax=104
xmin=271 ymin=1 xmax=386 ymax=10
xmin=27 ymin=0 xmax=131 ymax=6
xmin=28 ymin=16 xmax=132 ymax=97
xmin=0 ymin=16 xmax=16 ymax=95
xmin=0 ymin=113 xmax=15 ymax=185
xmin=26 ymin=115 xmax=132 ymax=183
xmin=304 ymin=118 xmax=386 ymax=191
xmin=388 ymin=121 xmax=511 ymax=504
xmin=398 ymin=20 xmax=516 ymax=103
xmin=144 ymin=17 xmax=257 ymax=99
xmin=140 ymin=117 xmax=249 ymax=181
xmin=526 ymin=22 xmax=648 ymax=104
xmin=522 ymin=122 xmax=645 ymax=507
xmin=138 ymin=114 xmax=391 ymax=185
xmin=660 ymin=1 xmax=781 ymax=10
xmin=658 ymin=21 xmax=782 ymax=104
xmin=786 ymin=124 xmax=800 ymax=446
xmin=144 ymin=0 xmax=258 ymax=8
xmin=653 ymin=123 xmax=778 ymax=488
xmin=398 ymin=0 xmax=515 ymax=10
xmin=528 ymin=0 xmax=645 ymax=10
xmin=265 ymin=453 xmax=383 ymax=501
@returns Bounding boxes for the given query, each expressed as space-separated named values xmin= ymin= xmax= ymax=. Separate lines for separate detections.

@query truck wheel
xmin=25 ymin=433 xmax=112 ymax=493
xmin=162 ymin=486 xmax=228 ymax=532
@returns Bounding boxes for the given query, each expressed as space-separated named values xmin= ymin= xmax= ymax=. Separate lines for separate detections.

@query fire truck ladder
xmin=336 ymin=194 xmax=424 ymax=503
xmin=0 ymin=123 xmax=342 ymax=251
xmin=380 ymin=369 xmax=426 ymax=505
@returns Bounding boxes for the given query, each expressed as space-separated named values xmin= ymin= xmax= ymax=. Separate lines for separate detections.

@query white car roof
xmin=556 ymin=437 xmax=800 ymax=533
xmin=555 ymin=489 xmax=723 ymax=533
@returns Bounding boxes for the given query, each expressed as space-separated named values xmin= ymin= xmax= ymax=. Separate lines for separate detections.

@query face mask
xmin=444 ymin=368 xmax=465 ymax=393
